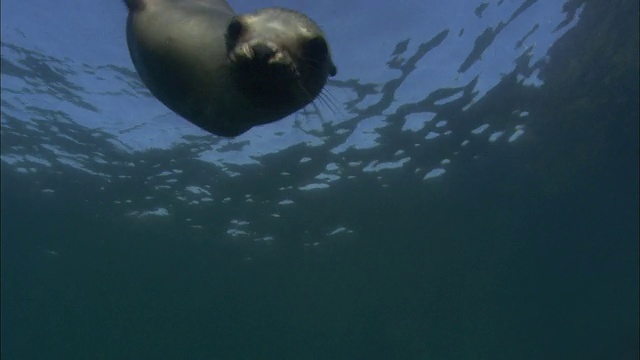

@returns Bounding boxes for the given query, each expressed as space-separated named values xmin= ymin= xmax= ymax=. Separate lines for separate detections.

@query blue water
xmin=1 ymin=0 xmax=638 ymax=359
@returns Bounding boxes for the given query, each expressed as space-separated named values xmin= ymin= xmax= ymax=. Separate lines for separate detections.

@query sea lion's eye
xmin=226 ymin=18 xmax=244 ymax=41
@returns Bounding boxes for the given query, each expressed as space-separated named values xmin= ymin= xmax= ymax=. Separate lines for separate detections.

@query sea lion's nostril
xmin=251 ymin=43 xmax=275 ymax=62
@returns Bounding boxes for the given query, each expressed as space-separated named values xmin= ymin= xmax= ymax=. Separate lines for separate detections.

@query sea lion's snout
xmin=230 ymin=41 xmax=289 ymax=66
xmin=229 ymin=40 xmax=295 ymax=80
xmin=251 ymin=43 xmax=275 ymax=62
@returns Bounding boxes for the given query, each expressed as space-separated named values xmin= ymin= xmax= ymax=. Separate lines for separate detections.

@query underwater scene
xmin=1 ymin=0 xmax=638 ymax=359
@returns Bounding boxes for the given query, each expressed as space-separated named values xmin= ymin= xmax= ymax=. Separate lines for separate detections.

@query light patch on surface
xmin=299 ymin=183 xmax=330 ymax=191
xmin=489 ymin=131 xmax=505 ymax=142
xmin=94 ymin=157 xmax=108 ymax=164
xmin=227 ymin=229 xmax=250 ymax=237
xmin=363 ymin=157 xmax=411 ymax=172
xmin=255 ymin=236 xmax=275 ymax=242
xmin=186 ymin=186 xmax=211 ymax=196
xmin=424 ymin=168 xmax=446 ymax=180
xmin=230 ymin=219 xmax=250 ymax=226
xmin=25 ymin=155 xmax=52 ymax=167
xmin=128 ymin=207 xmax=169 ymax=217
xmin=326 ymin=163 xmax=339 ymax=171
xmin=278 ymin=200 xmax=294 ymax=205
xmin=42 ymin=249 xmax=60 ymax=257
xmin=0 ymin=154 xmax=22 ymax=165
xmin=472 ymin=124 xmax=490 ymax=135
xmin=425 ymin=132 xmax=440 ymax=140
xmin=327 ymin=227 xmax=353 ymax=236
xmin=508 ymin=127 xmax=525 ymax=142
xmin=315 ymin=173 xmax=340 ymax=182
xmin=57 ymin=157 xmax=109 ymax=177
xmin=402 ymin=112 xmax=436 ymax=132
xmin=521 ymin=68 xmax=544 ymax=87
xmin=434 ymin=92 xmax=463 ymax=105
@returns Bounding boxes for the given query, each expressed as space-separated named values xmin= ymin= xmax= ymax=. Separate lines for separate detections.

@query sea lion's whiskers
xmin=318 ymin=89 xmax=339 ymax=116
xmin=294 ymin=79 xmax=341 ymax=132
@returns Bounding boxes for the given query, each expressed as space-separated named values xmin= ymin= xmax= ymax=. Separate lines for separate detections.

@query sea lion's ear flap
xmin=328 ymin=63 xmax=337 ymax=77
xmin=123 ymin=0 xmax=144 ymax=11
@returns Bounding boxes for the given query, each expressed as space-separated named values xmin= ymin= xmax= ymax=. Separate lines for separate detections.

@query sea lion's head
xmin=225 ymin=8 xmax=337 ymax=121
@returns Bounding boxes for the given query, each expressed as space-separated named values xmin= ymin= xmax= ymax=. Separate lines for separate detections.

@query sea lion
xmin=123 ymin=0 xmax=337 ymax=137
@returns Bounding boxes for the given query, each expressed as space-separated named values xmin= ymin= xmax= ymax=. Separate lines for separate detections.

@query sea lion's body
xmin=123 ymin=0 xmax=336 ymax=137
